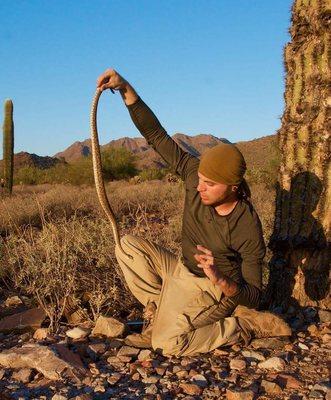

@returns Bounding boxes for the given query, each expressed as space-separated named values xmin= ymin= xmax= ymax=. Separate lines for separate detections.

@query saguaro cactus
xmin=3 ymin=99 xmax=14 ymax=194
xmin=266 ymin=0 xmax=330 ymax=309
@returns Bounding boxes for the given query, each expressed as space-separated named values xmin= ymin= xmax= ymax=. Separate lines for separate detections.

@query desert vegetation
xmin=0 ymin=179 xmax=274 ymax=331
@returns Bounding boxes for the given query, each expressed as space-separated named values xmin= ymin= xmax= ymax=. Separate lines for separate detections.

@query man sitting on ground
xmin=96 ymin=68 xmax=291 ymax=357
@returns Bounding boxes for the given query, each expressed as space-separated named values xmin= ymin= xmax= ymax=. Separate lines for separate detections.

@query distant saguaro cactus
xmin=266 ymin=0 xmax=330 ymax=309
xmin=3 ymin=99 xmax=14 ymax=194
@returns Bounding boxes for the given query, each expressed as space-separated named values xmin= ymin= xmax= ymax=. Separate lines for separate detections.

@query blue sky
xmin=1 ymin=0 xmax=292 ymax=157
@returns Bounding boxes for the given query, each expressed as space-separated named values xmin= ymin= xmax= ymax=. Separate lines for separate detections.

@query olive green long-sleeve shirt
xmin=127 ymin=97 xmax=266 ymax=308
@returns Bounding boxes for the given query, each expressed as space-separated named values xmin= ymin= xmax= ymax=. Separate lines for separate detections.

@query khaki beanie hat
xmin=198 ymin=143 xmax=246 ymax=185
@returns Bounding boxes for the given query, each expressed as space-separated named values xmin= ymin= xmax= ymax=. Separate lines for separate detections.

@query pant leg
xmin=151 ymin=260 xmax=243 ymax=356
xmin=115 ymin=234 xmax=178 ymax=307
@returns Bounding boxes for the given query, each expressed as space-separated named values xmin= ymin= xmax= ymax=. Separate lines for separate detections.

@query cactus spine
xmin=266 ymin=0 xmax=330 ymax=309
xmin=3 ymin=99 xmax=14 ymax=194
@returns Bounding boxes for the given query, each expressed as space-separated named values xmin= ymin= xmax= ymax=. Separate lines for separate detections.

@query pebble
xmin=242 ymin=350 xmax=265 ymax=361
xmin=180 ymin=383 xmax=202 ymax=396
xmin=138 ymin=349 xmax=152 ymax=361
xmin=11 ymin=368 xmax=33 ymax=383
xmin=258 ymin=357 xmax=286 ymax=371
xmin=261 ymin=379 xmax=282 ymax=394
xmin=145 ymin=384 xmax=158 ymax=394
xmin=117 ymin=345 xmax=140 ymax=358
xmin=191 ymin=373 xmax=208 ymax=387
xmin=298 ymin=342 xmax=309 ymax=350
xmin=66 ymin=327 xmax=90 ymax=339
xmin=230 ymin=358 xmax=247 ymax=370
xmin=226 ymin=388 xmax=254 ymax=400
xmin=52 ymin=395 xmax=68 ymax=400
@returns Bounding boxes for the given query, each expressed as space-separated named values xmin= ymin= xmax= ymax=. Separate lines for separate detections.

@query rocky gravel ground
xmin=0 ymin=298 xmax=330 ymax=400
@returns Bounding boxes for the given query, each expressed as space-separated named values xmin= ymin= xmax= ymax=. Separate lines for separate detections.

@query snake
xmin=90 ymin=89 xmax=132 ymax=259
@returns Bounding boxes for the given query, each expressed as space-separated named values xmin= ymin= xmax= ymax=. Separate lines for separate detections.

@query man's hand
xmin=96 ymin=68 xmax=139 ymax=105
xmin=194 ymin=245 xmax=223 ymax=285
xmin=97 ymin=68 xmax=128 ymax=92
xmin=194 ymin=245 xmax=239 ymax=297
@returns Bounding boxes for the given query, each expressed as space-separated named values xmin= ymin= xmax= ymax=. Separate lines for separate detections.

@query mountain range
xmin=1 ymin=133 xmax=277 ymax=172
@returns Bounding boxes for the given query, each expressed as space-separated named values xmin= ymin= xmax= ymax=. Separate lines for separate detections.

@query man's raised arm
xmin=96 ymin=69 xmax=198 ymax=180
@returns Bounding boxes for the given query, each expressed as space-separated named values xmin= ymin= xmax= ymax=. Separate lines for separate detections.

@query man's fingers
xmin=196 ymin=245 xmax=212 ymax=256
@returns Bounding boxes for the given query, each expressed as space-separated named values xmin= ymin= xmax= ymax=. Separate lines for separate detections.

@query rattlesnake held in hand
xmin=90 ymin=89 xmax=132 ymax=259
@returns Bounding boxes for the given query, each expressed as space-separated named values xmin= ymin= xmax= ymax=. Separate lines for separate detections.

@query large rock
xmin=0 ymin=343 xmax=87 ymax=381
xmin=0 ymin=308 xmax=46 ymax=333
xmin=91 ymin=316 xmax=125 ymax=338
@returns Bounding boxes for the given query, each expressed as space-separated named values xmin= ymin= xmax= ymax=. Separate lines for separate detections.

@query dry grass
xmin=0 ymin=180 xmax=274 ymax=330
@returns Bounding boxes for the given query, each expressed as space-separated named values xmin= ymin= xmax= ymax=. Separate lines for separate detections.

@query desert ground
xmin=0 ymin=180 xmax=329 ymax=399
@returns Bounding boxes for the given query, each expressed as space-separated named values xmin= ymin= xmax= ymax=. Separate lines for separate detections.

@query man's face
xmin=197 ymin=172 xmax=235 ymax=206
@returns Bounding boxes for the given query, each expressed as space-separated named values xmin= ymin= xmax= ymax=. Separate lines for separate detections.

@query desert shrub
xmin=1 ymin=215 xmax=138 ymax=330
xmin=138 ymin=168 xmax=167 ymax=181
xmin=101 ymin=147 xmax=137 ymax=180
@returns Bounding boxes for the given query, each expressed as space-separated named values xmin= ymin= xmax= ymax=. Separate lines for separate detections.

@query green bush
xmin=101 ymin=147 xmax=137 ymax=180
xmin=138 ymin=168 xmax=167 ymax=181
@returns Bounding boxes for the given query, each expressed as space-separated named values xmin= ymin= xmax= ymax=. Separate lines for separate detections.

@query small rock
xmin=242 ymin=350 xmax=265 ymax=361
xmin=5 ymin=296 xmax=23 ymax=308
xmin=138 ymin=349 xmax=152 ymax=361
xmin=180 ymin=383 xmax=202 ymax=396
xmin=0 ymin=369 xmax=5 ymax=379
xmin=226 ymin=388 xmax=254 ymax=400
xmin=131 ymin=372 xmax=140 ymax=380
xmin=309 ymin=390 xmax=324 ymax=398
xmin=33 ymin=328 xmax=49 ymax=341
xmin=298 ymin=342 xmax=309 ymax=350
xmin=251 ymin=337 xmax=289 ymax=350
xmin=52 ymin=395 xmax=68 ymax=400
xmin=312 ymin=383 xmax=330 ymax=394
xmin=318 ymin=309 xmax=331 ymax=323
xmin=107 ymin=339 xmax=123 ymax=348
xmin=143 ymin=375 xmax=160 ymax=384
xmin=87 ymin=342 xmax=107 ymax=358
xmin=258 ymin=357 xmax=286 ymax=371
xmin=66 ymin=327 xmax=90 ymax=340
xmin=322 ymin=334 xmax=331 ymax=343
xmin=176 ymin=370 xmax=188 ymax=378
xmin=117 ymin=345 xmax=140 ymax=358
xmin=191 ymin=373 xmax=208 ymax=387
xmin=277 ymin=374 xmax=303 ymax=389
xmin=261 ymin=379 xmax=282 ymax=394
xmin=91 ymin=316 xmax=125 ymax=338
xmin=12 ymin=368 xmax=33 ymax=383
xmin=145 ymin=384 xmax=158 ymax=394
xmin=230 ymin=358 xmax=246 ymax=370
xmin=107 ymin=372 xmax=122 ymax=385
xmin=307 ymin=324 xmax=319 ymax=336
xmin=214 ymin=348 xmax=230 ymax=356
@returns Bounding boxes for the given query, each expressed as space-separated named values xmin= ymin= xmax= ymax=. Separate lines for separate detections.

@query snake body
xmin=90 ymin=89 xmax=131 ymax=258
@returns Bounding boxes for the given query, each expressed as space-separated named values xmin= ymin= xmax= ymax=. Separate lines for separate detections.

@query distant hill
xmin=54 ymin=133 xmax=277 ymax=171
xmin=0 ymin=151 xmax=65 ymax=172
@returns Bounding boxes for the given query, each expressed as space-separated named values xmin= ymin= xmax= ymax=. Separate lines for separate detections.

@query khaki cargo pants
xmin=115 ymin=234 xmax=243 ymax=356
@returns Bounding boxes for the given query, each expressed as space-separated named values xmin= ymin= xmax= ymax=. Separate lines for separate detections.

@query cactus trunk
xmin=3 ymin=99 xmax=14 ymax=194
xmin=265 ymin=0 xmax=330 ymax=310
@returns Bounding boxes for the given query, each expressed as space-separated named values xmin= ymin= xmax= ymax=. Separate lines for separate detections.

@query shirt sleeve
xmin=228 ymin=205 xmax=266 ymax=308
xmin=127 ymin=97 xmax=198 ymax=181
